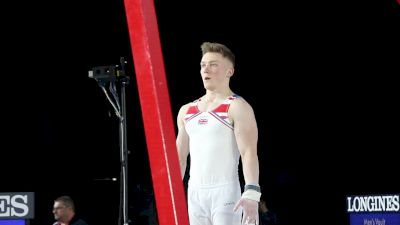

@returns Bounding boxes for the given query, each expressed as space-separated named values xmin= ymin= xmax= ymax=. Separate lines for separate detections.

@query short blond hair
xmin=201 ymin=42 xmax=235 ymax=67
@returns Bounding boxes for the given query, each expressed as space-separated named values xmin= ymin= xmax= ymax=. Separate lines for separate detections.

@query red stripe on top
xmin=213 ymin=104 xmax=229 ymax=113
xmin=186 ymin=106 xmax=199 ymax=114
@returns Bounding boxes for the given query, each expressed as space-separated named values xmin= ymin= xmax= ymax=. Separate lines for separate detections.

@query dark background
xmin=2 ymin=0 xmax=399 ymax=225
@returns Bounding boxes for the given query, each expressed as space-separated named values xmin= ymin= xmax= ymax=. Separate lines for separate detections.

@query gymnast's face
xmin=200 ymin=52 xmax=234 ymax=91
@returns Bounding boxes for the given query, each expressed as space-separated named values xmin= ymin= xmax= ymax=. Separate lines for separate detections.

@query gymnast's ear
xmin=226 ymin=68 xmax=234 ymax=77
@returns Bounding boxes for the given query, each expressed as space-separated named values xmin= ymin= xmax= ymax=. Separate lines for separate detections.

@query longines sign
xmin=347 ymin=194 xmax=400 ymax=225
xmin=0 ymin=192 xmax=34 ymax=219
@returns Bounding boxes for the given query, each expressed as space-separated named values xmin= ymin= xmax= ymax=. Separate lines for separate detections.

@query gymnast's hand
xmin=234 ymin=198 xmax=259 ymax=225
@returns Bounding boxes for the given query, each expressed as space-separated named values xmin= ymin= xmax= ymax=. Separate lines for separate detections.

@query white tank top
xmin=184 ymin=95 xmax=240 ymax=187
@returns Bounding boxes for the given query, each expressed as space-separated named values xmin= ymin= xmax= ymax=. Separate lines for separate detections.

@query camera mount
xmin=89 ymin=57 xmax=130 ymax=225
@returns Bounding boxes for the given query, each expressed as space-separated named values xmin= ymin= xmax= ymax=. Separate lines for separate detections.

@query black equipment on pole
xmin=88 ymin=57 xmax=130 ymax=225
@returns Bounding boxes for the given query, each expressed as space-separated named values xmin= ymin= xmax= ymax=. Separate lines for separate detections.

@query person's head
xmin=53 ymin=196 xmax=76 ymax=222
xmin=200 ymin=42 xmax=235 ymax=92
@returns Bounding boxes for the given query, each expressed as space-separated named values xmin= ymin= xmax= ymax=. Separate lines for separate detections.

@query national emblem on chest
xmin=198 ymin=115 xmax=208 ymax=125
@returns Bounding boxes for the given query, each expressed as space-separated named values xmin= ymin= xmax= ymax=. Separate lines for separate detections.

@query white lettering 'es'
xmin=0 ymin=195 xmax=29 ymax=217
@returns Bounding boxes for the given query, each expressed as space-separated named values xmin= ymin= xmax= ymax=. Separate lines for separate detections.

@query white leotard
xmin=184 ymin=95 xmax=240 ymax=187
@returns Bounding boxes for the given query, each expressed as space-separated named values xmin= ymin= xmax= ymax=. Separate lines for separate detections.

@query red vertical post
xmin=123 ymin=0 xmax=189 ymax=225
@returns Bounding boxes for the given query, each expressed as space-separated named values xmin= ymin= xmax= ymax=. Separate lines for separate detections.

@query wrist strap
xmin=242 ymin=189 xmax=261 ymax=202
xmin=245 ymin=184 xmax=261 ymax=192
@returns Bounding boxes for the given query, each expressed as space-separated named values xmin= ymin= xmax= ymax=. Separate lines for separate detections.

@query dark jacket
xmin=53 ymin=215 xmax=88 ymax=225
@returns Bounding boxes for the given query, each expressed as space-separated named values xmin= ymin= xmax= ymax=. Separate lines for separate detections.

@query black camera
xmin=88 ymin=65 xmax=117 ymax=81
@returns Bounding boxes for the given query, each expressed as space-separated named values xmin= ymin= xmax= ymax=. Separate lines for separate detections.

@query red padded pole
xmin=123 ymin=0 xmax=189 ymax=224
